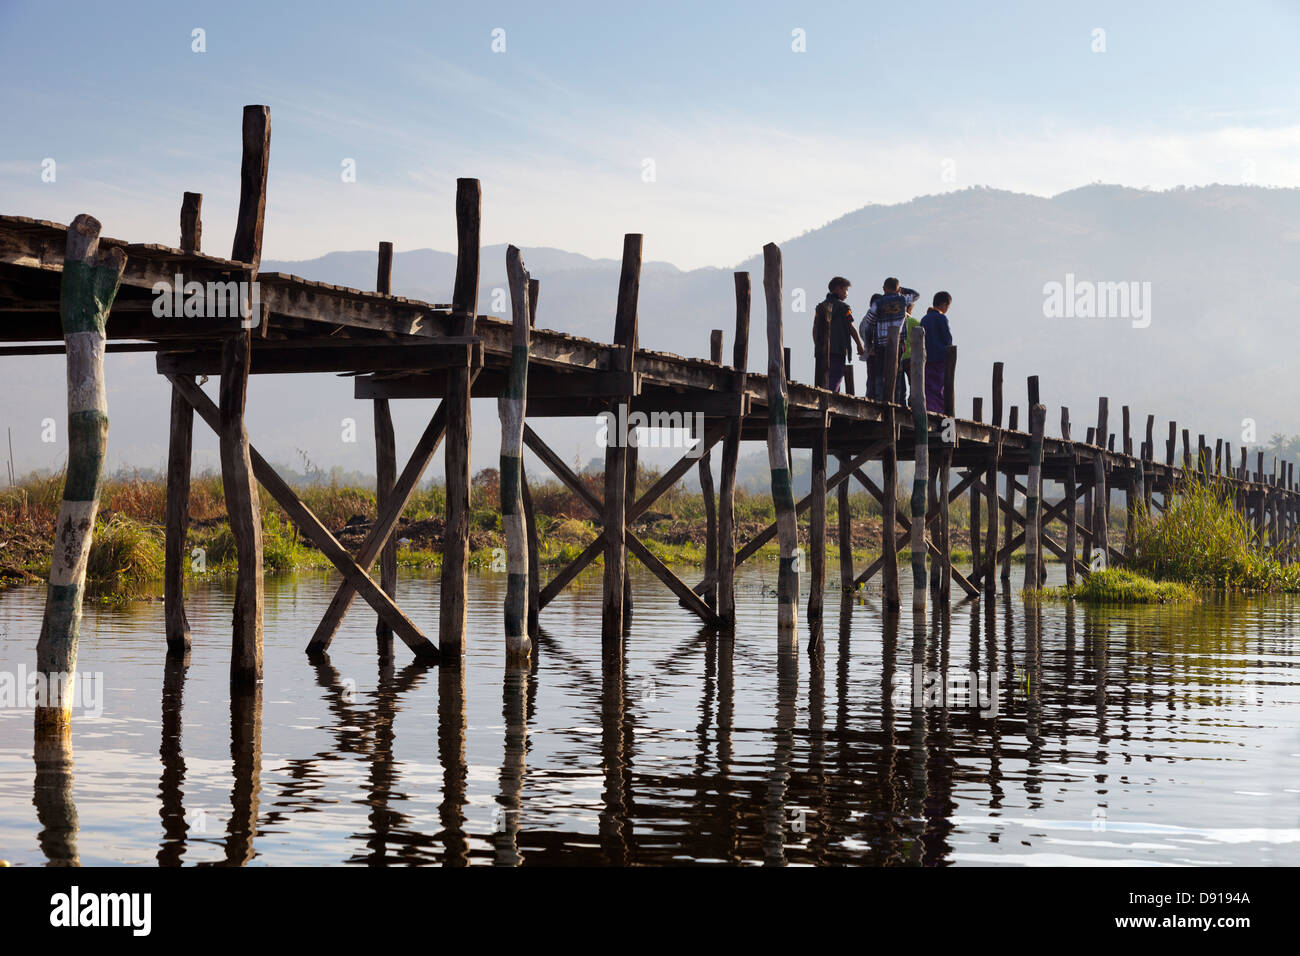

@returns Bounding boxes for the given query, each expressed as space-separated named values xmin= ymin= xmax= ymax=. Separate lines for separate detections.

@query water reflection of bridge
xmin=32 ymin=594 xmax=1273 ymax=866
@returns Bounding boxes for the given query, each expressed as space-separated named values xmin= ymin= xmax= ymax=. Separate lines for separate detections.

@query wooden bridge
xmin=6 ymin=106 xmax=1298 ymax=712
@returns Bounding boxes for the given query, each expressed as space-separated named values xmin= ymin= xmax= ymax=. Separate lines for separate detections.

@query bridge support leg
xmin=717 ymin=275 xmax=750 ymax=628
xmin=602 ymin=235 xmax=642 ymax=642
xmin=440 ymin=178 xmax=480 ymax=661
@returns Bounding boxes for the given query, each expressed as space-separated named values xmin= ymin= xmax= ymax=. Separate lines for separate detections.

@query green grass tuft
xmin=86 ymin=515 xmax=164 ymax=599
xmin=1036 ymin=568 xmax=1197 ymax=605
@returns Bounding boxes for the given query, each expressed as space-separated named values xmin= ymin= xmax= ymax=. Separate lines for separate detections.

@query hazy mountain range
xmin=6 ymin=184 xmax=1298 ymax=487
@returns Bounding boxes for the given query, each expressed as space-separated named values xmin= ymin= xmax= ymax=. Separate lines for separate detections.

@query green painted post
xmin=36 ymin=214 xmax=126 ymax=735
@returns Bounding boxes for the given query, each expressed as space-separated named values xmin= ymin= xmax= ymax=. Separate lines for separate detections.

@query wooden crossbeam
xmin=626 ymin=532 xmax=719 ymax=625
xmin=689 ymin=439 xmax=890 ymax=596
xmin=523 ymin=425 xmax=603 ymax=516
xmin=305 ymin=396 xmax=460 ymax=654
xmin=525 ymin=420 xmax=727 ymax=622
xmin=167 ymin=374 xmax=439 ymax=662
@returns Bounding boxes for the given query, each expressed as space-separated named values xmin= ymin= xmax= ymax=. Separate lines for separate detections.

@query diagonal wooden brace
xmin=167 ymin=374 xmax=440 ymax=663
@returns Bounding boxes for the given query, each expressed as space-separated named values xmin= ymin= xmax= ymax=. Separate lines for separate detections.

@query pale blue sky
xmin=2 ymin=0 xmax=1298 ymax=268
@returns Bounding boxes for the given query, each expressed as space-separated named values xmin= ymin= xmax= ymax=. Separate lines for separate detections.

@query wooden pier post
xmin=164 ymin=192 xmax=201 ymax=655
xmin=522 ymin=277 xmax=542 ymax=638
xmin=1093 ymin=398 xmax=1110 ymax=568
xmin=1083 ymin=426 xmax=1095 ymax=569
xmin=1024 ymin=404 xmax=1046 ymax=592
xmin=908 ymin=325 xmax=928 ymax=611
xmin=837 ymin=324 xmax=855 ymax=590
xmin=500 ymin=246 xmax=532 ymax=662
xmin=224 ymin=104 xmax=270 ymax=685
xmin=809 ymin=314 xmax=829 ymax=623
xmin=881 ymin=325 xmax=901 ymax=610
xmin=1062 ymin=408 xmax=1077 ymax=587
xmin=984 ymin=363 xmax=1003 ymax=596
xmin=1002 ymin=406 xmax=1018 ymax=584
xmin=717 ymin=273 xmax=750 ymax=628
xmin=970 ymin=397 xmax=983 ymax=584
xmin=373 ymin=241 xmax=397 ymax=648
xmin=440 ymin=178 xmax=480 ymax=659
xmin=763 ymin=243 xmax=799 ymax=640
xmin=937 ymin=346 xmax=957 ymax=599
xmin=700 ymin=330 xmax=723 ymax=611
xmin=35 ymin=214 xmax=126 ymax=732
xmin=602 ymin=234 xmax=642 ymax=641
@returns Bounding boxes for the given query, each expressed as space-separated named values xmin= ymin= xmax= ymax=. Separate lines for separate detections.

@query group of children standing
xmin=814 ymin=276 xmax=954 ymax=413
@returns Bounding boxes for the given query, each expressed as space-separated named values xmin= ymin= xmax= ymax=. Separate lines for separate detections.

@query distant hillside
xmin=6 ymin=184 xmax=1297 ymax=478
xmin=267 ymin=183 xmax=1300 ymax=448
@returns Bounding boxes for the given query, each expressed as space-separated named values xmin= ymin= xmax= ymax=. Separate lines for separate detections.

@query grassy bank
xmin=1 ymin=466 xmax=1063 ymax=600
xmin=1033 ymin=472 xmax=1300 ymax=604
xmin=1127 ymin=473 xmax=1300 ymax=592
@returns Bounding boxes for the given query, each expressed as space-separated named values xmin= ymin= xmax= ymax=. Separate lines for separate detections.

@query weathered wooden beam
xmin=764 ymin=242 xmax=798 ymax=640
xmin=700 ymin=331 xmax=723 ymax=611
xmin=522 ymin=276 xmax=542 ymax=638
xmin=1094 ymin=397 xmax=1110 ymax=568
xmin=717 ymin=273 xmax=750 ymax=626
xmin=373 ymin=241 xmax=396 ymax=649
xmin=908 ymin=325 xmax=928 ymax=610
xmin=164 ymin=193 xmax=202 ymax=655
xmin=441 ymin=178 xmax=479 ymax=659
xmin=500 ymin=246 xmax=532 ymax=661
xmin=170 ymin=375 xmax=440 ymax=663
xmin=220 ymin=105 xmax=271 ymax=685
xmin=602 ymin=233 xmax=642 ymax=641
xmin=306 ymin=396 xmax=455 ymax=654
xmin=881 ymin=325 xmax=902 ymax=609
xmin=1024 ymin=403 xmax=1046 ymax=591
xmin=936 ymin=345 xmax=957 ymax=598
xmin=1062 ymin=407 xmax=1077 ymax=588
xmin=627 ymin=532 xmax=719 ymax=626
xmin=35 ymin=215 xmax=126 ymax=733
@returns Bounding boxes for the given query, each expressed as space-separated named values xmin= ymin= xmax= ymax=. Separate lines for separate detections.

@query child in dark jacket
xmin=919 ymin=291 xmax=953 ymax=413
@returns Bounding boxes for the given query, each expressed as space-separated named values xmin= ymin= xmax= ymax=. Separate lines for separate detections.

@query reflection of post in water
xmin=353 ymin=658 xmax=429 ymax=866
xmin=984 ymin=596 xmax=1005 ymax=810
xmin=599 ymin=639 xmax=630 ymax=866
xmin=807 ymin=613 xmax=828 ymax=864
xmin=921 ymin=606 xmax=955 ymax=866
xmin=438 ymin=664 xmax=469 ymax=866
xmin=221 ymin=681 xmax=262 ymax=866
xmin=1061 ymin=602 xmax=1077 ymax=744
xmin=1086 ymin=605 xmax=1109 ymax=749
xmin=494 ymin=663 xmax=529 ymax=867
xmin=905 ymin=609 xmax=927 ymax=866
xmin=763 ymin=644 xmax=799 ymax=866
xmin=1023 ymin=591 xmax=1045 ymax=808
xmin=877 ymin=607 xmax=905 ymax=864
xmin=716 ymin=627 xmax=738 ymax=863
xmin=157 ymin=650 xmax=190 ymax=866
xmin=33 ymin=723 xmax=79 ymax=866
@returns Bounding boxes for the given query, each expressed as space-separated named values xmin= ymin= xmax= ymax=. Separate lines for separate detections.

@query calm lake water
xmin=1 ymin=562 xmax=1298 ymax=866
